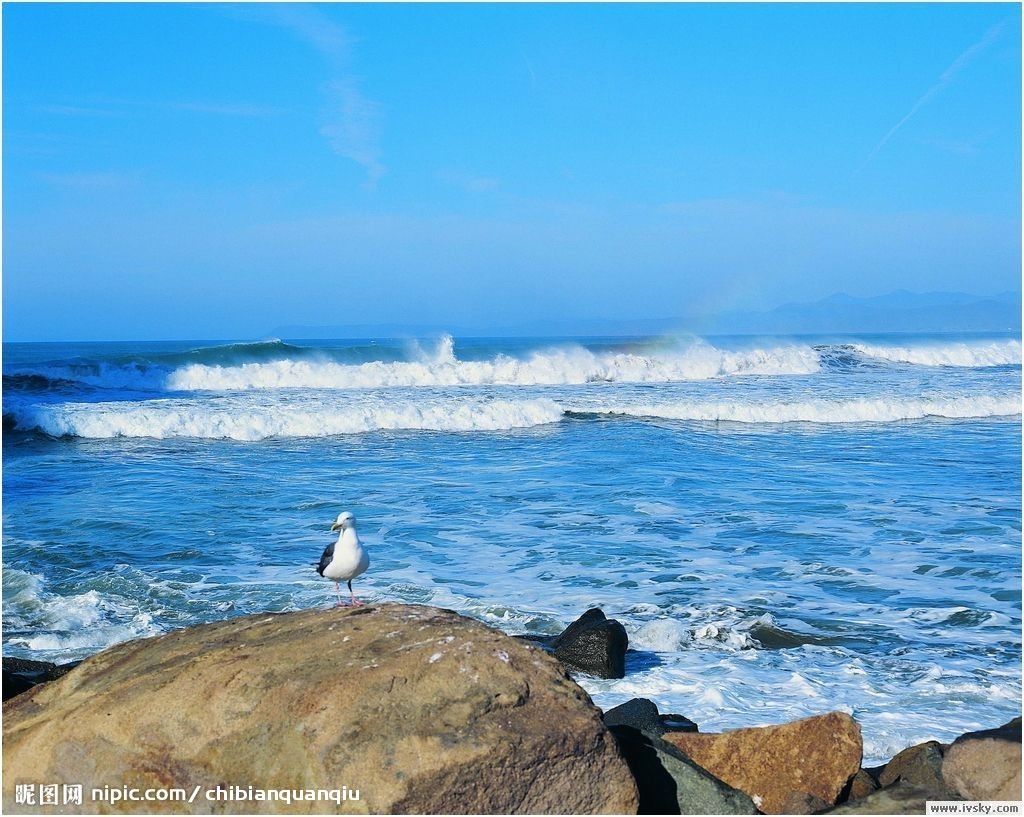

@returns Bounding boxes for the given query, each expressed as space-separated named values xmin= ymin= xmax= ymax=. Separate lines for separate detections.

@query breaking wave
xmin=852 ymin=339 xmax=1021 ymax=368
xmin=164 ymin=337 xmax=821 ymax=390
xmin=576 ymin=394 xmax=1021 ymax=425
xmin=3 ymin=336 xmax=822 ymax=393
xmin=7 ymin=392 xmax=1018 ymax=440
xmin=7 ymin=336 xmax=1021 ymax=396
xmin=7 ymin=397 xmax=567 ymax=441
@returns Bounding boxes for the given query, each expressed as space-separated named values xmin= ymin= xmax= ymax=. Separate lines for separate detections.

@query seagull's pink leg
xmin=334 ymin=582 xmax=349 ymax=607
xmin=349 ymin=581 xmax=364 ymax=606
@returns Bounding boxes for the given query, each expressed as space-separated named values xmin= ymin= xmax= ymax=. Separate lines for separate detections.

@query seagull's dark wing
xmin=316 ymin=540 xmax=335 ymax=577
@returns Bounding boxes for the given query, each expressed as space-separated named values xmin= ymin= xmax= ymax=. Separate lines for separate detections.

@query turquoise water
xmin=2 ymin=332 xmax=1020 ymax=762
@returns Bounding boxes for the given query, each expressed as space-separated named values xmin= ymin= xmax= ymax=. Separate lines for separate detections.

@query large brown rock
xmin=942 ymin=717 xmax=1022 ymax=801
xmin=2 ymin=604 xmax=638 ymax=814
xmin=663 ymin=712 xmax=862 ymax=814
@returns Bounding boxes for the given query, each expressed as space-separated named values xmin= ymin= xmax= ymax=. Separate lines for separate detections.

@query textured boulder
xmin=608 ymin=725 xmax=757 ymax=815
xmin=3 ymin=604 xmax=638 ymax=814
xmin=824 ymin=783 xmax=935 ymax=814
xmin=942 ymin=717 xmax=1022 ymax=801
xmin=603 ymin=698 xmax=698 ymax=736
xmin=877 ymin=740 xmax=955 ymax=798
xmin=663 ymin=712 xmax=862 ymax=814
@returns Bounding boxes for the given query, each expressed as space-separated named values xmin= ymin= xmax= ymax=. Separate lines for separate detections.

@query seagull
xmin=316 ymin=511 xmax=370 ymax=606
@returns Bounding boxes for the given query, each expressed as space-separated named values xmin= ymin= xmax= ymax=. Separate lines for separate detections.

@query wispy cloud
xmin=246 ymin=4 xmax=386 ymax=188
xmin=859 ymin=20 xmax=1008 ymax=171
xmin=320 ymin=80 xmax=385 ymax=188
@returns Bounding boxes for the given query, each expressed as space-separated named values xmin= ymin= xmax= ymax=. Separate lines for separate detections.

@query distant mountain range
xmin=270 ymin=290 xmax=1022 ymax=339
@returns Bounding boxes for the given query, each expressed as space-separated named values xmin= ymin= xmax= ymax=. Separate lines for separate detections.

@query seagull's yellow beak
xmin=330 ymin=521 xmax=341 ymax=531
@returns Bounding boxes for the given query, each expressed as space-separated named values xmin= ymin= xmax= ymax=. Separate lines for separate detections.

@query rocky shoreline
xmin=3 ymin=604 xmax=1021 ymax=814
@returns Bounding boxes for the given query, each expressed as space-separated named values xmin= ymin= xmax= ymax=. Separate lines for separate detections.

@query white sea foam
xmin=853 ymin=339 xmax=1022 ymax=367
xmin=582 ymin=394 xmax=1021 ymax=424
xmin=1 ymin=566 xmax=162 ymax=659
xmin=165 ymin=337 xmax=821 ymax=390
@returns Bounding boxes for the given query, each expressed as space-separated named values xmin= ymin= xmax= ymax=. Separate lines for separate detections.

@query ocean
xmin=2 ymin=331 xmax=1021 ymax=764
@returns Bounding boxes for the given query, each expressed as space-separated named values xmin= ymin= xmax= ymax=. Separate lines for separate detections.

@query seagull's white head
xmin=331 ymin=511 xmax=356 ymax=532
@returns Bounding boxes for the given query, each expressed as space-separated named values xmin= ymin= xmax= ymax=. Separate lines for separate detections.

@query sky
xmin=2 ymin=2 xmax=1021 ymax=341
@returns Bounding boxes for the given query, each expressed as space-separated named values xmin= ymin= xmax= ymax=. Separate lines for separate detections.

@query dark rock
xmin=661 ymin=712 xmax=701 ymax=733
xmin=958 ymin=716 xmax=1021 ymax=742
xmin=603 ymin=697 xmax=699 ymax=736
xmin=942 ymin=716 xmax=1022 ymax=801
xmin=878 ymin=740 xmax=955 ymax=798
xmin=46 ymin=662 xmax=79 ymax=681
xmin=520 ymin=608 xmax=628 ymax=679
xmin=2 ymin=657 xmax=58 ymax=676
xmin=609 ymin=724 xmax=758 ymax=815
xmin=781 ymin=791 xmax=831 ymax=814
xmin=550 ymin=607 xmax=628 ymax=678
xmin=2 ymin=670 xmax=34 ymax=702
xmin=823 ymin=783 xmax=939 ymax=814
xmin=1 ymin=658 xmax=80 ymax=701
xmin=838 ymin=769 xmax=879 ymax=803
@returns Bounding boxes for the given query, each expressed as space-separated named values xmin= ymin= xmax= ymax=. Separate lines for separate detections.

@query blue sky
xmin=3 ymin=3 xmax=1021 ymax=341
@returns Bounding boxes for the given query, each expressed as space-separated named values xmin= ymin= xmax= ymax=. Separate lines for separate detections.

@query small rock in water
xmin=941 ymin=716 xmax=1022 ymax=801
xmin=550 ymin=608 xmax=628 ymax=679
xmin=518 ymin=607 xmax=628 ymax=679
xmin=608 ymin=724 xmax=757 ymax=815
xmin=663 ymin=711 xmax=863 ymax=814
xmin=603 ymin=697 xmax=699 ymax=735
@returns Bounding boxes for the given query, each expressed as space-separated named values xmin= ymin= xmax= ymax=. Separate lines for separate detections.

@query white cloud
xmin=860 ymin=20 xmax=1008 ymax=170
xmin=320 ymin=80 xmax=385 ymax=189
xmin=250 ymin=4 xmax=386 ymax=187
